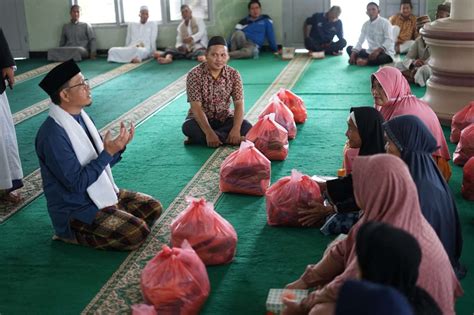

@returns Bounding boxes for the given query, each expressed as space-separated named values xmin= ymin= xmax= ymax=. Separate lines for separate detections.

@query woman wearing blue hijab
xmin=383 ymin=115 xmax=465 ymax=279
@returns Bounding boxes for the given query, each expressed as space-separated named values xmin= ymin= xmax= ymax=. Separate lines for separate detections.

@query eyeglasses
xmin=65 ymin=79 xmax=90 ymax=90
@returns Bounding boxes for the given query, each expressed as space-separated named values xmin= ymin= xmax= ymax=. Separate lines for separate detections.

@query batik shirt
xmin=186 ymin=63 xmax=243 ymax=123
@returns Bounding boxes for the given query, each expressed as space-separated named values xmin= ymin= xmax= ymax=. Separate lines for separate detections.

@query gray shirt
xmin=60 ymin=21 xmax=96 ymax=55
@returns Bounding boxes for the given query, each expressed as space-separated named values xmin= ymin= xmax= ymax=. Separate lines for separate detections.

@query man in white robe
xmin=107 ymin=6 xmax=158 ymax=63
xmin=0 ymin=28 xmax=23 ymax=203
xmin=156 ymin=4 xmax=208 ymax=64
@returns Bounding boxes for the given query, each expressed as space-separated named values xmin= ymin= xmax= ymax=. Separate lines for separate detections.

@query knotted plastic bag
xmin=171 ymin=197 xmax=237 ymax=265
xmin=266 ymin=169 xmax=323 ymax=226
xmin=462 ymin=157 xmax=474 ymax=201
xmin=275 ymin=88 xmax=307 ymax=123
xmin=220 ymin=140 xmax=271 ymax=196
xmin=451 ymin=102 xmax=474 ymax=143
xmin=259 ymin=97 xmax=297 ymax=139
xmin=246 ymin=113 xmax=289 ymax=161
xmin=140 ymin=240 xmax=210 ymax=315
xmin=131 ymin=304 xmax=157 ymax=315
xmin=453 ymin=124 xmax=474 ymax=166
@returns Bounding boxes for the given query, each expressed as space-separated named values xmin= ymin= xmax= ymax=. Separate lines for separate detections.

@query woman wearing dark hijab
xmin=299 ymin=107 xmax=385 ymax=234
xmin=383 ymin=115 xmax=465 ymax=279
xmin=355 ymin=221 xmax=442 ymax=315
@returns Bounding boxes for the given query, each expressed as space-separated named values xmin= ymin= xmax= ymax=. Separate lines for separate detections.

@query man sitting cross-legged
xmin=182 ymin=36 xmax=252 ymax=147
xmin=107 ymin=6 xmax=158 ymax=63
xmin=155 ymin=4 xmax=208 ymax=64
xmin=37 ymin=60 xmax=162 ymax=250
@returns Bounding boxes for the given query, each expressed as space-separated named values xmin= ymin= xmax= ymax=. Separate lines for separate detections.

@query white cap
xmin=140 ymin=5 xmax=149 ymax=11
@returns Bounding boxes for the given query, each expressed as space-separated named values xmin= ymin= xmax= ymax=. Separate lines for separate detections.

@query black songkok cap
xmin=207 ymin=36 xmax=227 ymax=48
xmin=39 ymin=59 xmax=81 ymax=97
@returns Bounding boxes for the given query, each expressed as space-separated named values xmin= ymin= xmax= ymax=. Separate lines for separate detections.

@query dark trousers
xmin=182 ymin=117 xmax=253 ymax=145
xmin=346 ymin=46 xmax=393 ymax=66
xmin=304 ymin=37 xmax=347 ymax=55
xmin=163 ymin=47 xmax=205 ymax=60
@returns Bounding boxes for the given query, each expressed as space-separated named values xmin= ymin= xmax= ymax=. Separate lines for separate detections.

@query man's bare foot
xmin=153 ymin=51 xmax=162 ymax=59
xmin=197 ymin=55 xmax=206 ymax=62
xmin=332 ymin=51 xmax=343 ymax=56
xmin=131 ymin=58 xmax=141 ymax=63
xmin=0 ymin=190 xmax=22 ymax=204
xmin=52 ymin=235 xmax=78 ymax=245
xmin=157 ymin=56 xmax=173 ymax=64
xmin=356 ymin=58 xmax=368 ymax=66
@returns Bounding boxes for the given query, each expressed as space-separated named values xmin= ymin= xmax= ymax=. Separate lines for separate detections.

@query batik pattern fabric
xmin=71 ymin=190 xmax=162 ymax=250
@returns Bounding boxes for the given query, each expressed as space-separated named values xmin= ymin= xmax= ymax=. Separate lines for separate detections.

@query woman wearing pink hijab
xmin=371 ymin=66 xmax=452 ymax=181
xmin=284 ymin=154 xmax=462 ymax=315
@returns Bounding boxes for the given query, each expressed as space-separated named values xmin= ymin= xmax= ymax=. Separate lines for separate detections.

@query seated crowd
xmin=0 ymin=0 xmax=465 ymax=314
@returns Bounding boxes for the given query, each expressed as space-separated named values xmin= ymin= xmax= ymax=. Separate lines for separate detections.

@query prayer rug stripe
xmin=14 ymin=62 xmax=61 ymax=84
xmin=0 ymin=71 xmax=185 ymax=223
xmin=12 ymin=60 xmax=152 ymax=125
xmin=81 ymin=54 xmax=312 ymax=314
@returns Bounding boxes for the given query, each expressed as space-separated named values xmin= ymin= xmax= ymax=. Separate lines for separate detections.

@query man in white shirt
xmin=156 ymin=5 xmax=208 ymax=64
xmin=107 ymin=6 xmax=158 ymax=63
xmin=346 ymin=2 xmax=394 ymax=66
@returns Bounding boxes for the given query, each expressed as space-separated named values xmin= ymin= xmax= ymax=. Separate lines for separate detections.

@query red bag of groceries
xmin=246 ymin=113 xmax=289 ymax=161
xmin=141 ymin=240 xmax=210 ymax=315
xmin=171 ymin=197 xmax=237 ymax=265
xmin=462 ymin=157 xmax=474 ymax=201
xmin=451 ymin=101 xmax=474 ymax=143
xmin=220 ymin=140 xmax=271 ymax=195
xmin=276 ymin=88 xmax=307 ymax=123
xmin=266 ymin=169 xmax=323 ymax=226
xmin=453 ymin=124 xmax=474 ymax=166
xmin=131 ymin=304 xmax=157 ymax=315
xmin=259 ymin=97 xmax=297 ymax=139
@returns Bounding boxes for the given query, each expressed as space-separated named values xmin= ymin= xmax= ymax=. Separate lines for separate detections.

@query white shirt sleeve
xmin=353 ymin=22 xmax=367 ymax=52
xmin=125 ymin=23 xmax=132 ymax=46
xmin=176 ymin=22 xmax=184 ymax=48
xmin=191 ymin=18 xmax=207 ymax=44
xmin=150 ymin=21 xmax=158 ymax=52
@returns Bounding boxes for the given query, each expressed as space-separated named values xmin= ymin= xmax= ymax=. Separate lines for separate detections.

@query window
xmin=168 ymin=0 xmax=209 ymax=21
xmin=77 ymin=0 xmax=116 ymax=24
xmin=73 ymin=0 xmax=210 ymax=25
xmin=122 ymin=0 xmax=162 ymax=23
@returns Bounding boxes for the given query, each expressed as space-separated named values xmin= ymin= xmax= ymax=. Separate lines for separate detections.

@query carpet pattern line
xmin=12 ymin=60 xmax=152 ymax=125
xmin=14 ymin=62 xmax=60 ymax=84
xmin=0 ymin=72 xmax=186 ymax=223
xmin=81 ymin=55 xmax=312 ymax=314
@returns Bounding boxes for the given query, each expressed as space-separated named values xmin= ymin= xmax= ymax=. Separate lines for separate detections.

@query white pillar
xmin=421 ymin=0 xmax=474 ymax=124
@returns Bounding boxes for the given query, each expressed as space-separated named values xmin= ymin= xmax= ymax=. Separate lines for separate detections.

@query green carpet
xmin=0 ymin=54 xmax=289 ymax=314
xmin=200 ymin=57 xmax=474 ymax=314
xmin=8 ymin=57 xmax=121 ymax=114
xmin=14 ymin=58 xmax=52 ymax=75
xmin=14 ymin=59 xmax=197 ymax=175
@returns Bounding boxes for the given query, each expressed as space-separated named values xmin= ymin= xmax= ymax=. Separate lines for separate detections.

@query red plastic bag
xmin=266 ymin=169 xmax=323 ymax=226
xmin=220 ymin=140 xmax=271 ymax=195
xmin=259 ymin=97 xmax=297 ymax=139
xmin=141 ymin=240 xmax=210 ymax=315
xmin=462 ymin=157 xmax=474 ymax=201
xmin=131 ymin=304 xmax=157 ymax=315
xmin=453 ymin=124 xmax=474 ymax=166
xmin=246 ymin=113 xmax=289 ymax=161
xmin=275 ymin=88 xmax=307 ymax=123
xmin=171 ymin=197 xmax=237 ymax=265
xmin=451 ymin=101 xmax=474 ymax=143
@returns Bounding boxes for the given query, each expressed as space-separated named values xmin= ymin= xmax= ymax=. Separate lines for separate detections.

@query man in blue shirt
xmin=36 ymin=60 xmax=162 ymax=250
xmin=304 ymin=6 xmax=346 ymax=55
xmin=229 ymin=0 xmax=278 ymax=59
